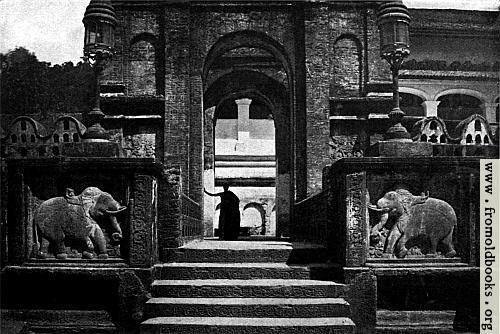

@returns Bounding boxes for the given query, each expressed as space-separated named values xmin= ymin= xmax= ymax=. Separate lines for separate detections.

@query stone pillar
xmin=236 ymin=98 xmax=252 ymax=142
xmin=421 ymin=100 xmax=441 ymax=117
xmin=203 ymin=107 xmax=216 ymax=237
xmin=483 ymin=103 xmax=497 ymax=124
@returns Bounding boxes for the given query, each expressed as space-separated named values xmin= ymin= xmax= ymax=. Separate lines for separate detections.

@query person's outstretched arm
xmin=204 ymin=188 xmax=222 ymax=197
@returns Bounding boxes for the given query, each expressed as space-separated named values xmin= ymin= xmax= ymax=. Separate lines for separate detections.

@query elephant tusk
xmin=368 ymin=204 xmax=383 ymax=211
xmin=105 ymin=206 xmax=127 ymax=215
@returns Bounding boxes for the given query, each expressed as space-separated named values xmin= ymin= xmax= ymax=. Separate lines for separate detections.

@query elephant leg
xmin=92 ymin=226 xmax=109 ymax=259
xmin=82 ymin=237 xmax=95 ymax=259
xmin=396 ymin=233 xmax=409 ymax=258
xmin=384 ymin=227 xmax=401 ymax=258
xmin=38 ymin=237 xmax=50 ymax=259
xmin=55 ymin=239 xmax=68 ymax=260
xmin=442 ymin=229 xmax=456 ymax=258
xmin=427 ymin=236 xmax=438 ymax=257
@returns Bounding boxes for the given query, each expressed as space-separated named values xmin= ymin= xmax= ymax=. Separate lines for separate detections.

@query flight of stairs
xmin=140 ymin=240 xmax=355 ymax=334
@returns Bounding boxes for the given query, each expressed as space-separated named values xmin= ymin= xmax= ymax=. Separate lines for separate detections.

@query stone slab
xmin=140 ymin=317 xmax=355 ymax=334
xmin=163 ymin=241 xmax=328 ymax=264
xmin=145 ymin=297 xmax=350 ymax=318
xmin=61 ymin=142 xmax=123 ymax=157
xmin=367 ymin=141 xmax=433 ymax=157
xmin=377 ymin=310 xmax=455 ymax=327
xmin=154 ymin=263 xmax=311 ymax=279
xmin=152 ymin=279 xmax=346 ymax=298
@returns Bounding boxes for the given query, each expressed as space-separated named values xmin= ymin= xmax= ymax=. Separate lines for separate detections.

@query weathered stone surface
xmin=145 ymin=297 xmax=350 ymax=318
xmin=152 ymin=279 xmax=346 ymax=298
xmin=61 ymin=142 xmax=123 ymax=157
xmin=368 ymin=188 xmax=457 ymax=259
xmin=129 ymin=174 xmax=157 ymax=267
xmin=155 ymin=263 xmax=311 ymax=280
xmin=1 ymin=265 xmax=150 ymax=331
xmin=344 ymin=269 xmax=377 ymax=334
xmin=123 ymin=133 xmax=156 ymax=158
xmin=143 ymin=240 xmax=353 ymax=333
xmin=162 ymin=241 xmax=328 ymax=264
xmin=367 ymin=141 xmax=433 ymax=157
xmin=141 ymin=317 xmax=355 ymax=334
xmin=1 ymin=309 xmax=117 ymax=334
xmin=33 ymin=187 xmax=125 ymax=260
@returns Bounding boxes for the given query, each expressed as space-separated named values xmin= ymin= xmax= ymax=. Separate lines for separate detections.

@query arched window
xmin=437 ymin=94 xmax=482 ymax=120
xmin=400 ymin=93 xmax=424 ymax=116
xmin=474 ymin=120 xmax=481 ymax=131
xmin=242 ymin=203 xmax=265 ymax=235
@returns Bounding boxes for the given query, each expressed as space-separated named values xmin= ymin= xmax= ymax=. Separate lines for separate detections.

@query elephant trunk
xmin=108 ymin=215 xmax=123 ymax=242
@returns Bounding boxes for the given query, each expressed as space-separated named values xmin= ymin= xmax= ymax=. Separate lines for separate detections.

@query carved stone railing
xmin=180 ymin=193 xmax=203 ymax=241
xmin=292 ymin=191 xmax=329 ymax=246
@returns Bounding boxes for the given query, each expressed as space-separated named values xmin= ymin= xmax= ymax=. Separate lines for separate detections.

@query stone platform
xmin=162 ymin=240 xmax=329 ymax=263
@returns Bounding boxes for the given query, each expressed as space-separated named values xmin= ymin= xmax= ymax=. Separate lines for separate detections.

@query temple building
xmin=1 ymin=0 xmax=498 ymax=333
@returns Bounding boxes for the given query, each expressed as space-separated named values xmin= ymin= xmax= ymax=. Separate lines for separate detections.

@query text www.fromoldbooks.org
xmin=481 ymin=160 xmax=499 ymax=332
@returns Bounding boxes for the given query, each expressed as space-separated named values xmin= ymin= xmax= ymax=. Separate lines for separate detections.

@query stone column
xmin=236 ymin=98 xmax=252 ymax=142
xmin=483 ymin=103 xmax=497 ymax=124
xmin=421 ymin=100 xmax=441 ymax=117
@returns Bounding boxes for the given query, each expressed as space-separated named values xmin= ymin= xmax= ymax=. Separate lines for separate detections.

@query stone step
xmin=145 ymin=297 xmax=350 ymax=318
xmin=162 ymin=241 xmax=328 ymax=264
xmin=140 ymin=316 xmax=355 ymax=334
xmin=154 ymin=263 xmax=311 ymax=279
xmin=376 ymin=310 xmax=459 ymax=334
xmin=152 ymin=279 xmax=346 ymax=298
xmin=1 ymin=309 xmax=117 ymax=334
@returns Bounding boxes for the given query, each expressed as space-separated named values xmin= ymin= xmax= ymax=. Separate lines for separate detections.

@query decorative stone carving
xmin=33 ymin=187 xmax=126 ymax=259
xmin=402 ymin=59 xmax=499 ymax=72
xmin=345 ymin=172 xmax=368 ymax=266
xmin=368 ymin=188 xmax=457 ymax=258
xmin=412 ymin=116 xmax=452 ymax=144
xmin=329 ymin=136 xmax=364 ymax=162
xmin=455 ymin=114 xmax=495 ymax=145
xmin=1 ymin=115 xmax=87 ymax=158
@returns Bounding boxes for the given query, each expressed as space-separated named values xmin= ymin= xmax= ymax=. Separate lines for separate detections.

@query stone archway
xmin=201 ymin=30 xmax=296 ymax=239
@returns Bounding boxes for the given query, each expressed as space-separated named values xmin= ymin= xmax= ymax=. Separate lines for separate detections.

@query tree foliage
xmin=1 ymin=47 xmax=95 ymax=116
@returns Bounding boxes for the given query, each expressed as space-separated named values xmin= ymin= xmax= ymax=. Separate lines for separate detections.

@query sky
xmin=0 ymin=0 xmax=498 ymax=65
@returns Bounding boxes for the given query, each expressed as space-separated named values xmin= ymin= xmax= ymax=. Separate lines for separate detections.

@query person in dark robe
xmin=204 ymin=185 xmax=240 ymax=240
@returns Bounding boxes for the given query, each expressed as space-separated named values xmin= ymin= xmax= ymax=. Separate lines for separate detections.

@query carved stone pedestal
xmin=366 ymin=141 xmax=433 ymax=157
xmin=61 ymin=141 xmax=123 ymax=157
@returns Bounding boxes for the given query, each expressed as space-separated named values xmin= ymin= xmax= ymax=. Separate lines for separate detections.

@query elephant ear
xmin=65 ymin=188 xmax=81 ymax=205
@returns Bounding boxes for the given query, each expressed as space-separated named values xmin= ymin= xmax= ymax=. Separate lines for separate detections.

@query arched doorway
xmin=202 ymin=31 xmax=294 ymax=239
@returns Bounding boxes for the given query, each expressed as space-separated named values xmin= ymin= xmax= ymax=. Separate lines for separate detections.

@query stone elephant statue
xmin=368 ymin=188 xmax=457 ymax=258
xmin=33 ymin=187 xmax=126 ymax=259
